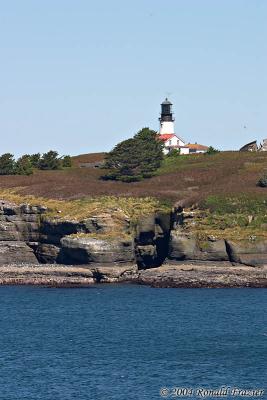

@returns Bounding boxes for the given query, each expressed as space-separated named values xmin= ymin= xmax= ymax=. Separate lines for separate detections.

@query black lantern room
xmin=159 ymin=98 xmax=174 ymax=122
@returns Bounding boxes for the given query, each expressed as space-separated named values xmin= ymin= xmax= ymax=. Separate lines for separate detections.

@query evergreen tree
xmin=0 ymin=153 xmax=15 ymax=175
xmin=102 ymin=128 xmax=164 ymax=182
xmin=15 ymin=155 xmax=33 ymax=175
xmin=30 ymin=153 xmax=41 ymax=168
xmin=62 ymin=155 xmax=72 ymax=167
xmin=206 ymin=146 xmax=220 ymax=155
xmin=38 ymin=150 xmax=61 ymax=170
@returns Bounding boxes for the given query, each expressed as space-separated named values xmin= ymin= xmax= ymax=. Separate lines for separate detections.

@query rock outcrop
xmin=226 ymin=239 xmax=267 ymax=267
xmin=135 ymin=212 xmax=171 ymax=268
xmin=135 ymin=263 xmax=267 ymax=288
xmin=59 ymin=236 xmax=134 ymax=264
xmin=0 ymin=199 xmax=266 ymax=287
xmin=0 ymin=200 xmax=136 ymax=266
xmin=0 ymin=201 xmax=44 ymax=264
xmin=169 ymin=232 xmax=228 ymax=262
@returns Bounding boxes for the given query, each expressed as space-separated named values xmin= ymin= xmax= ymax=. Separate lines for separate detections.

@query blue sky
xmin=0 ymin=0 xmax=266 ymax=156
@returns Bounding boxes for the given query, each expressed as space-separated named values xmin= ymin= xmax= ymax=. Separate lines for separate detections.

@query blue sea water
xmin=0 ymin=285 xmax=266 ymax=400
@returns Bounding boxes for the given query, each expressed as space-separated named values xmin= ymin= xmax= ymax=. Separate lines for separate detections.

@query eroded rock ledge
xmin=0 ymin=263 xmax=266 ymax=288
xmin=0 ymin=200 xmax=266 ymax=287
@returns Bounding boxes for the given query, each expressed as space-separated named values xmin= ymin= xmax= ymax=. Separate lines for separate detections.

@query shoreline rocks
xmin=0 ymin=262 xmax=266 ymax=288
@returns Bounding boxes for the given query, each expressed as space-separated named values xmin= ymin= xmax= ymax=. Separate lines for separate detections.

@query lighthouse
xmin=158 ymin=98 xmax=209 ymax=155
xmin=159 ymin=98 xmax=175 ymax=134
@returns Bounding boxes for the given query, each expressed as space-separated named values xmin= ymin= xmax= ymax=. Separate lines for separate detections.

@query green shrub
xmin=0 ymin=153 xmax=15 ymax=175
xmin=30 ymin=153 xmax=41 ymax=168
xmin=257 ymin=173 xmax=267 ymax=187
xmin=15 ymin=155 xmax=33 ymax=175
xmin=38 ymin=150 xmax=61 ymax=170
xmin=166 ymin=148 xmax=180 ymax=157
xmin=61 ymin=155 xmax=72 ymax=168
xmin=206 ymin=146 xmax=220 ymax=155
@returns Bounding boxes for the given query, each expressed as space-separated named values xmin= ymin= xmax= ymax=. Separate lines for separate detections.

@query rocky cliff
xmin=0 ymin=199 xmax=266 ymax=287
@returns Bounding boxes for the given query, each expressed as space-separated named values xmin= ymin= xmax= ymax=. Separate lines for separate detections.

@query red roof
xmin=159 ymin=134 xmax=176 ymax=141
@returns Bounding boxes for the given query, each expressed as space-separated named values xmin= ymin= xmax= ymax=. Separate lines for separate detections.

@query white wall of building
xmin=164 ymin=135 xmax=185 ymax=147
xmin=160 ymin=121 xmax=175 ymax=134
xmin=180 ymin=147 xmax=190 ymax=155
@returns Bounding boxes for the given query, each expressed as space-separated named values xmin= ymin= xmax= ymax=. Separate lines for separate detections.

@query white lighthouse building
xmin=158 ymin=98 xmax=209 ymax=155
xmin=159 ymin=98 xmax=175 ymax=134
xmin=159 ymin=98 xmax=189 ymax=154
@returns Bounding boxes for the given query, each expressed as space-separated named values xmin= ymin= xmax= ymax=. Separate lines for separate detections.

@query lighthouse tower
xmin=159 ymin=98 xmax=175 ymax=134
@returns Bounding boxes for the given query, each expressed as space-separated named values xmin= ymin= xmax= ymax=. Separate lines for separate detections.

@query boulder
xmin=36 ymin=243 xmax=61 ymax=264
xmin=59 ymin=236 xmax=134 ymax=264
xmin=168 ymin=231 xmax=228 ymax=261
xmin=135 ymin=245 xmax=158 ymax=268
xmin=226 ymin=240 xmax=267 ymax=266
xmin=0 ymin=241 xmax=38 ymax=264
xmin=168 ymin=231 xmax=198 ymax=260
xmin=197 ymin=239 xmax=229 ymax=261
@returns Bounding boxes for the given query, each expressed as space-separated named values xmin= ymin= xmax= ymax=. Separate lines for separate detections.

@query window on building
xmin=169 ymin=140 xmax=172 ymax=146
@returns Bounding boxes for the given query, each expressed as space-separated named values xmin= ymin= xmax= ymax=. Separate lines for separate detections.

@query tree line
xmin=0 ymin=151 xmax=72 ymax=175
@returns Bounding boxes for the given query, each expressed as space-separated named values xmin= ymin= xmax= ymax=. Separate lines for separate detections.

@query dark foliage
xmin=62 ymin=155 xmax=72 ymax=168
xmin=15 ymin=155 xmax=33 ymax=176
xmin=0 ymin=153 xmax=16 ymax=175
xmin=38 ymin=151 xmax=61 ymax=170
xmin=166 ymin=148 xmax=180 ymax=157
xmin=257 ymin=173 xmax=267 ymax=187
xmin=206 ymin=146 xmax=220 ymax=155
xmin=30 ymin=153 xmax=41 ymax=168
xmin=102 ymin=128 xmax=164 ymax=182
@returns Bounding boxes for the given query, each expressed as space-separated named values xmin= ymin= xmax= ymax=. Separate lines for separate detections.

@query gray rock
xmin=36 ymin=243 xmax=61 ymax=264
xmin=81 ymin=213 xmax=130 ymax=234
xmin=197 ymin=239 xmax=229 ymax=261
xmin=0 ymin=241 xmax=38 ymax=264
xmin=168 ymin=231 xmax=198 ymax=260
xmin=226 ymin=240 xmax=267 ymax=266
xmin=135 ymin=244 xmax=158 ymax=268
xmin=0 ymin=222 xmax=20 ymax=241
xmin=168 ymin=232 xmax=229 ymax=261
xmin=60 ymin=236 xmax=134 ymax=264
xmin=135 ymin=212 xmax=171 ymax=268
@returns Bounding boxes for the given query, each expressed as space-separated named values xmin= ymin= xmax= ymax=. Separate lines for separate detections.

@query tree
xmin=15 ymin=155 xmax=33 ymax=175
xmin=102 ymin=128 xmax=164 ymax=182
xmin=206 ymin=146 xmax=220 ymax=155
xmin=30 ymin=153 xmax=41 ymax=168
xmin=38 ymin=150 xmax=61 ymax=170
xmin=0 ymin=153 xmax=15 ymax=175
xmin=61 ymin=155 xmax=72 ymax=168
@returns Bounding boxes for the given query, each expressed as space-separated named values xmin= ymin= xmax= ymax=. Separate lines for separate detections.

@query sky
xmin=0 ymin=0 xmax=266 ymax=157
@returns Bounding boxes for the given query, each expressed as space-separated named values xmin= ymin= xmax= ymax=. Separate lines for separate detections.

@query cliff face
xmin=0 ymin=200 xmax=267 ymax=269
xmin=0 ymin=202 xmax=43 ymax=264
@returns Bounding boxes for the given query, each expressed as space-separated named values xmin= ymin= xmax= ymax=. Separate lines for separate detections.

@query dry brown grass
xmin=0 ymin=151 xmax=266 ymax=207
xmin=0 ymin=189 xmax=168 ymax=221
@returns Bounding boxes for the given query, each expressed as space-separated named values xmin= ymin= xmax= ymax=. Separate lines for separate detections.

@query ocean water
xmin=0 ymin=285 xmax=266 ymax=400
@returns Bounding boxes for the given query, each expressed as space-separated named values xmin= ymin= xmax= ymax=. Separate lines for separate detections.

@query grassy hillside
xmin=0 ymin=151 xmax=266 ymax=239
xmin=0 ymin=151 xmax=266 ymax=205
